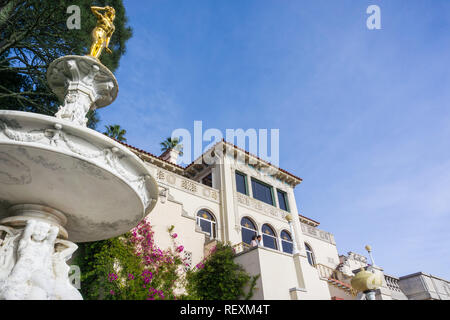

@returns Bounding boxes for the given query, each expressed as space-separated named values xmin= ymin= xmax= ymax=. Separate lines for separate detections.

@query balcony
xmin=233 ymin=244 xmax=333 ymax=300
xmin=155 ymin=168 xmax=220 ymax=203
xmin=233 ymin=245 xmax=299 ymax=300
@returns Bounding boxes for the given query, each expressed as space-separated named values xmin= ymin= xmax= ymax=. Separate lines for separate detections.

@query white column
xmin=287 ymin=220 xmax=299 ymax=255
xmin=286 ymin=188 xmax=305 ymax=255
xmin=218 ymin=146 xmax=241 ymax=244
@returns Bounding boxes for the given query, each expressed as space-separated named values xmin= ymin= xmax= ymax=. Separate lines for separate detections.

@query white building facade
xmin=122 ymin=140 xmax=449 ymax=300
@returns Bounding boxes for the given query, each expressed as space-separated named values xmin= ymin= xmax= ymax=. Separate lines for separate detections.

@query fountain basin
xmin=0 ymin=110 xmax=158 ymax=242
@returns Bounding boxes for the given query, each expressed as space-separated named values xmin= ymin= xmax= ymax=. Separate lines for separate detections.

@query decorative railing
xmin=235 ymin=192 xmax=288 ymax=221
xmin=316 ymin=263 xmax=335 ymax=279
xmin=300 ymin=223 xmax=335 ymax=245
xmin=232 ymin=242 xmax=251 ymax=254
xmin=327 ymin=278 xmax=358 ymax=296
xmin=314 ymin=263 xmax=359 ymax=297
xmin=155 ymin=168 xmax=220 ymax=203
xmin=315 ymin=264 xmax=357 ymax=296
xmin=384 ymin=274 xmax=402 ymax=292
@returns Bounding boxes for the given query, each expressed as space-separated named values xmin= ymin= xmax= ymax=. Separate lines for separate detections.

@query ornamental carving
xmin=181 ymin=179 xmax=197 ymax=193
xmin=0 ymin=220 xmax=82 ymax=300
xmin=235 ymin=192 xmax=286 ymax=220
xmin=0 ymin=119 xmax=152 ymax=209
xmin=156 ymin=170 xmax=165 ymax=180
xmin=155 ymin=169 xmax=219 ymax=202
xmin=301 ymin=223 xmax=334 ymax=245
xmin=47 ymin=56 xmax=118 ymax=127
xmin=166 ymin=174 xmax=176 ymax=185
xmin=183 ymin=251 xmax=192 ymax=272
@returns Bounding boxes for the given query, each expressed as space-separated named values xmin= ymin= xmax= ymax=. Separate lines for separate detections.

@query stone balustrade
xmin=232 ymin=242 xmax=251 ymax=254
xmin=316 ymin=263 xmax=335 ymax=279
xmin=300 ymin=223 xmax=336 ymax=245
xmin=155 ymin=168 xmax=220 ymax=203
xmin=384 ymin=274 xmax=402 ymax=292
xmin=235 ymin=192 xmax=288 ymax=221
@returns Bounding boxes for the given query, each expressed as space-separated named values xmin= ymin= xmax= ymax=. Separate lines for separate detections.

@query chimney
xmin=160 ymin=148 xmax=180 ymax=165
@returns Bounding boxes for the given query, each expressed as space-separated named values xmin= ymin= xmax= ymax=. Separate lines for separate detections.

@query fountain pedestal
xmin=0 ymin=56 xmax=158 ymax=300
xmin=47 ymin=55 xmax=118 ymax=127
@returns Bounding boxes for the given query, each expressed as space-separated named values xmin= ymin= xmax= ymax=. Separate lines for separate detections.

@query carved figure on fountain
xmin=0 ymin=226 xmax=21 ymax=282
xmin=52 ymin=239 xmax=82 ymax=300
xmin=0 ymin=220 xmax=58 ymax=299
xmin=0 ymin=220 xmax=82 ymax=300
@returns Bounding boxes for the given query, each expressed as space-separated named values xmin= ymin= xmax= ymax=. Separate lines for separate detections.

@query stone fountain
xmin=0 ymin=6 xmax=158 ymax=300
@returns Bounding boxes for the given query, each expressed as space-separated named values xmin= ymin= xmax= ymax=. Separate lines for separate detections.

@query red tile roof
xmin=327 ymin=278 xmax=353 ymax=290
xmin=299 ymin=214 xmax=320 ymax=226
xmin=112 ymin=139 xmax=185 ymax=170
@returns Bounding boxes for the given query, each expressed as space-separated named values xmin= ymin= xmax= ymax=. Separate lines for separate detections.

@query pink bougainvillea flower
xmin=106 ymin=218 xmax=185 ymax=300
xmin=108 ymin=273 xmax=118 ymax=282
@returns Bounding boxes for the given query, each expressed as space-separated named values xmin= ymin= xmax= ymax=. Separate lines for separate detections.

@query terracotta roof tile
xmin=112 ymin=139 xmax=185 ymax=170
xmin=299 ymin=214 xmax=320 ymax=226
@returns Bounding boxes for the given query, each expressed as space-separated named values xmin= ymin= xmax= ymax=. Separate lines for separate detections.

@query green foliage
xmin=103 ymin=124 xmax=127 ymax=142
xmin=0 ymin=0 xmax=133 ymax=129
xmin=160 ymin=137 xmax=183 ymax=155
xmin=184 ymin=242 xmax=259 ymax=300
xmin=73 ymin=219 xmax=186 ymax=300
xmin=74 ymin=234 xmax=143 ymax=300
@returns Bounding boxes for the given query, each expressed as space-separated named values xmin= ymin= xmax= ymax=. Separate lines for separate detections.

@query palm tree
xmin=160 ymin=137 xmax=183 ymax=155
xmin=103 ymin=124 xmax=127 ymax=142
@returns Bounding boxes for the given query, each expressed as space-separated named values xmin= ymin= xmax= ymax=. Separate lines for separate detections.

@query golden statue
xmin=89 ymin=6 xmax=116 ymax=59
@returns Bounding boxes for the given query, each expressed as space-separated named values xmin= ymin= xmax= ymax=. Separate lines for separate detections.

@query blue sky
xmin=98 ymin=0 xmax=450 ymax=279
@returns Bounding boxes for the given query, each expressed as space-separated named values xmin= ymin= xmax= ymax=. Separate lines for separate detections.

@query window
xmin=305 ymin=243 xmax=315 ymax=266
xmin=201 ymin=173 xmax=212 ymax=187
xmin=196 ymin=210 xmax=216 ymax=238
xmin=262 ymin=224 xmax=278 ymax=250
xmin=277 ymin=189 xmax=289 ymax=212
xmin=251 ymin=178 xmax=274 ymax=206
xmin=241 ymin=217 xmax=257 ymax=245
xmin=280 ymin=230 xmax=293 ymax=254
xmin=235 ymin=171 xmax=247 ymax=195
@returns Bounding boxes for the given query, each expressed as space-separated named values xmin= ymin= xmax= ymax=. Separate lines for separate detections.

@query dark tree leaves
xmin=0 ymin=0 xmax=132 ymax=129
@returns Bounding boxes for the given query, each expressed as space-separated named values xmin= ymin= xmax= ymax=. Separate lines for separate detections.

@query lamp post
xmin=285 ymin=214 xmax=299 ymax=255
xmin=365 ymin=244 xmax=377 ymax=266
xmin=350 ymin=245 xmax=383 ymax=300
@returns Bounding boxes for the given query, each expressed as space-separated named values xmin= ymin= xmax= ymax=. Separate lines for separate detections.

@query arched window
xmin=196 ymin=210 xmax=216 ymax=238
xmin=305 ymin=243 xmax=315 ymax=266
xmin=280 ymin=230 xmax=293 ymax=254
xmin=241 ymin=217 xmax=257 ymax=245
xmin=262 ymin=224 xmax=278 ymax=250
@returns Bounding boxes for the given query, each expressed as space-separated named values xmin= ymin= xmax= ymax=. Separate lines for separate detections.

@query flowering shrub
xmin=75 ymin=218 xmax=188 ymax=300
xmin=183 ymin=242 xmax=259 ymax=300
